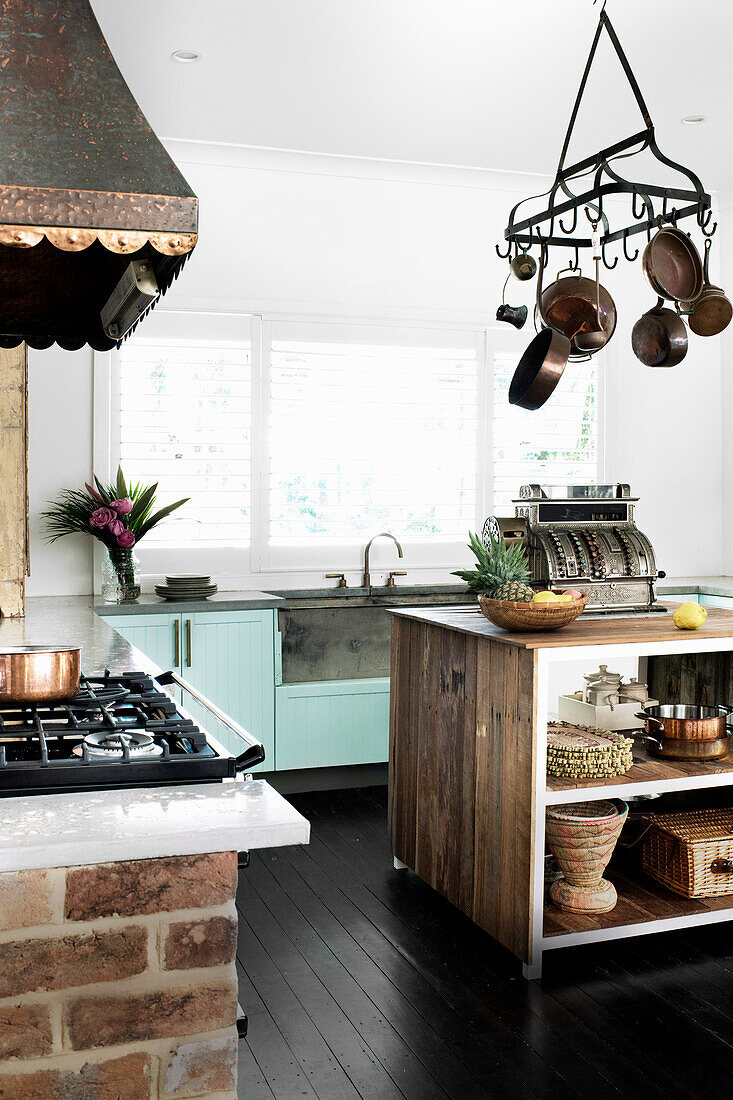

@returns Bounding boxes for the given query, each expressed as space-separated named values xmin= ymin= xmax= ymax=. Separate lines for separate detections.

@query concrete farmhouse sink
xmin=274 ymin=585 xmax=473 ymax=683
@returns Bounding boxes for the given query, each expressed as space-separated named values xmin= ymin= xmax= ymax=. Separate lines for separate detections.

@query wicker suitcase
xmin=641 ymin=809 xmax=733 ymax=898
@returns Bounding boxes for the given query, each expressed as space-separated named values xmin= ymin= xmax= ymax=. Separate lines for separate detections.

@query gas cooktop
xmin=0 ymin=670 xmax=265 ymax=797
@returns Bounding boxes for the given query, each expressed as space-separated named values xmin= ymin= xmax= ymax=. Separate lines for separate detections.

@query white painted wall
xmin=26 ymin=142 xmax=724 ymax=595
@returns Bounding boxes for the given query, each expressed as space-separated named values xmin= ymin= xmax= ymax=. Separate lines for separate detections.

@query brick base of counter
xmin=0 ymin=852 xmax=240 ymax=1099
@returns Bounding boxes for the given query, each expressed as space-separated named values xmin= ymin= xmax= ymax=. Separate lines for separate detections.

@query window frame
xmin=257 ymin=317 xmax=488 ymax=575
xmin=94 ymin=310 xmax=605 ymax=588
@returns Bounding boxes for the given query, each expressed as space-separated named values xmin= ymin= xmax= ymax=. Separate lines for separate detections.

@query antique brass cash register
xmin=483 ymin=483 xmax=666 ymax=613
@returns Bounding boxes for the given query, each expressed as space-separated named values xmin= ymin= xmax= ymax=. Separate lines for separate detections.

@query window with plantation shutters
xmin=492 ymin=355 xmax=600 ymax=510
xmin=117 ymin=340 xmax=251 ymax=547
xmin=105 ymin=316 xmax=603 ymax=577
xmin=267 ymin=331 xmax=479 ymax=549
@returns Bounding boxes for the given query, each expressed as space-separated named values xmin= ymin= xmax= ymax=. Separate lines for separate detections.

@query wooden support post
xmin=0 ymin=345 xmax=29 ymax=617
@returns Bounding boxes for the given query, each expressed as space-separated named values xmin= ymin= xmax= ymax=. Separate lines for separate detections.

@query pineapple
xmin=492 ymin=578 xmax=536 ymax=603
xmin=452 ymin=530 xmax=534 ymax=602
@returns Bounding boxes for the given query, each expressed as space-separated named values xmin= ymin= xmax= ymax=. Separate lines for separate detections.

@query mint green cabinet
xmin=184 ymin=611 xmax=275 ymax=768
xmin=275 ymin=677 xmax=390 ymax=770
xmin=102 ymin=613 xmax=178 ymax=674
xmin=100 ymin=609 xmax=276 ymax=772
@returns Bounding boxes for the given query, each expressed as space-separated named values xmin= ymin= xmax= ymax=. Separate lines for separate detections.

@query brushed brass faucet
xmin=363 ymin=533 xmax=404 ymax=588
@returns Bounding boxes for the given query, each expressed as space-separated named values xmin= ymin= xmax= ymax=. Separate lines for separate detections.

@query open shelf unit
xmin=528 ymin=629 xmax=733 ymax=978
xmin=542 ymin=866 xmax=733 ymax=951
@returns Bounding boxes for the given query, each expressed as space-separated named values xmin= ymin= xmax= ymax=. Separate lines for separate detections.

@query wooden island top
xmin=390 ymin=602 xmax=733 ymax=648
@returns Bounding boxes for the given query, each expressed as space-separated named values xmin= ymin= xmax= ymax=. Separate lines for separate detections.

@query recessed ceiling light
xmin=171 ymin=49 xmax=201 ymax=64
xmin=681 ymin=114 xmax=706 ymax=125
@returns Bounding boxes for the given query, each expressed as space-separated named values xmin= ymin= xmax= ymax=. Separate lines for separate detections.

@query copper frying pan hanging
xmin=642 ymin=226 xmax=704 ymax=303
xmin=509 ymin=254 xmax=571 ymax=410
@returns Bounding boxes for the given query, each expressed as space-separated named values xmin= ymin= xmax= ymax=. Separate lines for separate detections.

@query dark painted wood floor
xmin=236 ymin=786 xmax=733 ymax=1099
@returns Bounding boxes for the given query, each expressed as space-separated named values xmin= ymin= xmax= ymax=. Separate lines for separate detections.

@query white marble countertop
xmin=0 ymin=777 xmax=310 ymax=872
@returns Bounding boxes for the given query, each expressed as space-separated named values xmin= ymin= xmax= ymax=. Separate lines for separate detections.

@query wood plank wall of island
xmin=388 ymin=603 xmax=733 ymax=978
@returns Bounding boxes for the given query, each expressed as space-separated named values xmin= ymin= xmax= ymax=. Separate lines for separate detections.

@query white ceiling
xmin=91 ymin=0 xmax=732 ymax=190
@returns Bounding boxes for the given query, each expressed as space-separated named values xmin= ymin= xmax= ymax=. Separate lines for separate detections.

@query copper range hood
xmin=0 ymin=0 xmax=198 ymax=351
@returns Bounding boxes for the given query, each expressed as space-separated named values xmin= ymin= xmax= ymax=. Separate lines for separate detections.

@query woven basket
xmin=642 ymin=809 xmax=733 ymax=898
xmin=545 ymin=799 xmax=628 ymax=913
xmin=478 ymin=592 xmax=588 ymax=632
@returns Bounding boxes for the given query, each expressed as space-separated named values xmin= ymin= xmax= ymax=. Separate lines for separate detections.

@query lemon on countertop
xmin=673 ymin=602 xmax=708 ymax=630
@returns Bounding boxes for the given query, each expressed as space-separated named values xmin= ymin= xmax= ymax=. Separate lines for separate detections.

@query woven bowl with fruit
xmin=453 ymin=531 xmax=588 ymax=632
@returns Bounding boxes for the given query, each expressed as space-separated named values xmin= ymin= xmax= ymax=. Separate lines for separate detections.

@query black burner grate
xmin=0 ymin=670 xmax=237 ymax=796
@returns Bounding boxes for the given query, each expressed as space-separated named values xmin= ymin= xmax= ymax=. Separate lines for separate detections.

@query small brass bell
xmin=496 ymin=304 xmax=528 ymax=329
xmin=510 ymin=251 xmax=537 ymax=281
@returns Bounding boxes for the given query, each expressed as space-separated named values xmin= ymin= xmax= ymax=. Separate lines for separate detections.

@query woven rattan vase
xmin=545 ymin=800 xmax=628 ymax=914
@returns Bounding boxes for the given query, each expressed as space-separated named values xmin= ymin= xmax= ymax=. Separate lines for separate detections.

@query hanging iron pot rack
xmin=496 ymin=6 xmax=716 ymax=274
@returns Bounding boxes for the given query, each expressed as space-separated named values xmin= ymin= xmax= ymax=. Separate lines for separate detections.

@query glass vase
xmin=101 ymin=547 xmax=141 ymax=603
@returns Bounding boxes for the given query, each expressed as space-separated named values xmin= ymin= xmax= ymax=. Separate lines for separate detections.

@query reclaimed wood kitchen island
xmin=388 ymin=603 xmax=733 ymax=978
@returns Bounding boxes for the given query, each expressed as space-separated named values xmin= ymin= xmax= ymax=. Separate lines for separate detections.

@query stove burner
xmin=64 ymin=676 xmax=132 ymax=712
xmin=74 ymin=730 xmax=164 ymax=759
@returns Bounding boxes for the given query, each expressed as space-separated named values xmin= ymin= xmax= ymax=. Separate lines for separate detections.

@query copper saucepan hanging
xmin=680 ymin=238 xmax=732 ymax=337
xmin=509 ymin=254 xmax=571 ymax=411
xmin=631 ymin=298 xmax=688 ymax=367
xmin=642 ymin=226 xmax=704 ymax=303
xmin=540 ymin=262 xmax=616 ymax=355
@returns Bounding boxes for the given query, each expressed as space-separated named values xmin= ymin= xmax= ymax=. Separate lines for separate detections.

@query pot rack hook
xmin=559 ymin=205 xmax=578 ymax=234
xmin=632 ymin=192 xmax=646 ymax=221
xmin=622 ymin=229 xmax=639 ymax=262
xmin=574 ymin=243 xmax=580 ymax=270
xmin=496 ymin=238 xmax=512 ymax=259
xmin=700 ymin=206 xmax=718 ymax=238
xmin=601 ymin=239 xmax=618 ymax=270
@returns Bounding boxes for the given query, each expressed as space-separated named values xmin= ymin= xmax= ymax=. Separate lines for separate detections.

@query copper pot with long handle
xmin=680 ymin=238 xmax=732 ymax=337
xmin=0 ymin=646 xmax=81 ymax=703
xmin=509 ymin=254 xmax=571 ymax=411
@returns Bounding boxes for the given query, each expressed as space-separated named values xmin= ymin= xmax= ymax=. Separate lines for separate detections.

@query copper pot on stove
xmin=0 ymin=646 xmax=81 ymax=703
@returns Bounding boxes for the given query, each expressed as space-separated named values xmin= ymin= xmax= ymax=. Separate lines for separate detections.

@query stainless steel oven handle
xmin=157 ymin=670 xmax=266 ymax=771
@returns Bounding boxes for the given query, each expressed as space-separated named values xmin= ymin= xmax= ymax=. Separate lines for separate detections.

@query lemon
xmin=555 ymin=592 xmax=574 ymax=603
xmin=532 ymin=590 xmax=559 ymax=604
xmin=673 ymin=602 xmax=707 ymax=630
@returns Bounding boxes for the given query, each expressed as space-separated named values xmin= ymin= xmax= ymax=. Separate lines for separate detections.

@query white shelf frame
xmin=525 ymin=634 xmax=733 ymax=980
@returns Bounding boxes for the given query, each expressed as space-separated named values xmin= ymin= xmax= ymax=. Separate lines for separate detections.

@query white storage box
xmin=557 ymin=692 xmax=658 ymax=731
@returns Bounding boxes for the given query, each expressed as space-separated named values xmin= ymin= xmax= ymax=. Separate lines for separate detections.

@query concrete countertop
xmin=92 ymin=589 xmax=284 ymax=616
xmin=659 ymin=577 xmax=733 ymax=598
xmin=0 ymin=596 xmax=152 ymax=676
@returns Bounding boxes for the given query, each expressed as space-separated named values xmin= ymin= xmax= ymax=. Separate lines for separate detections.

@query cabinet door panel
xmin=183 ymin=611 xmax=275 ymax=772
xmin=275 ymin=677 xmax=390 ymax=771
xmin=100 ymin=614 xmax=178 ymax=673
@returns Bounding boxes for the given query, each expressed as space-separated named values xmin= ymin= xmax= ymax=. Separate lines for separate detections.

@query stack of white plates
xmin=155 ymin=574 xmax=218 ymax=601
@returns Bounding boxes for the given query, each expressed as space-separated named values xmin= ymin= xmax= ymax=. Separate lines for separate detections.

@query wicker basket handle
xmin=711 ymin=858 xmax=733 ymax=874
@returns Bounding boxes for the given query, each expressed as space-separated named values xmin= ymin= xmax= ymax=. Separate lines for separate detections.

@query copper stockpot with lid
xmin=0 ymin=646 xmax=81 ymax=703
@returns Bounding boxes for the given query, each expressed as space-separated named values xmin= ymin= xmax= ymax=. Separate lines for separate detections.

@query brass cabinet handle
xmin=173 ymin=619 xmax=180 ymax=667
xmin=185 ymin=618 xmax=192 ymax=667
